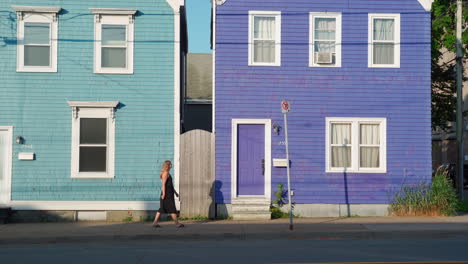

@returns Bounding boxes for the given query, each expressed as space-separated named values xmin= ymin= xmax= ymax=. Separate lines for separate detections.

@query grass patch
xmin=178 ymin=216 xmax=209 ymax=221
xmin=390 ymin=167 xmax=458 ymax=216
xmin=122 ymin=216 xmax=133 ymax=222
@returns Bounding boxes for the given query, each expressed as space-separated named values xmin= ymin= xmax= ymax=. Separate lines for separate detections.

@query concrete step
xmin=233 ymin=212 xmax=271 ymax=221
xmin=231 ymin=199 xmax=271 ymax=220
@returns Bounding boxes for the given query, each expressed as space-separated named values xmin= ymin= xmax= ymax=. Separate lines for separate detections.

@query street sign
xmin=281 ymin=100 xmax=290 ymax=113
xmin=281 ymin=100 xmax=293 ymax=230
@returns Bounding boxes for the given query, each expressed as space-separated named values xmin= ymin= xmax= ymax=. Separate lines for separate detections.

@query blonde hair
xmin=160 ymin=160 xmax=172 ymax=178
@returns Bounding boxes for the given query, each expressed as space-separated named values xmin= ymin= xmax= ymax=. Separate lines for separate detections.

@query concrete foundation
xmin=216 ymin=203 xmax=390 ymax=218
xmin=8 ymin=210 xmax=160 ymax=223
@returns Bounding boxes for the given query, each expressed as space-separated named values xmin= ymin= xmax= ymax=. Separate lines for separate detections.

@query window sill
xmin=71 ymin=173 xmax=114 ymax=179
xmin=248 ymin=63 xmax=281 ymax=67
xmin=17 ymin=67 xmax=57 ymax=73
xmin=368 ymin=64 xmax=400 ymax=69
xmin=326 ymin=169 xmax=387 ymax=174
xmin=94 ymin=69 xmax=134 ymax=75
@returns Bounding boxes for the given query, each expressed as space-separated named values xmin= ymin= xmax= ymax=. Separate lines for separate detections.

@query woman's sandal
xmin=176 ymin=223 xmax=185 ymax=228
xmin=152 ymin=223 xmax=161 ymax=228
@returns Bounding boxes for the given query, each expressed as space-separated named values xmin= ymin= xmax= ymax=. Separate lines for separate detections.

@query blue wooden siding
xmin=215 ymin=0 xmax=431 ymax=204
xmin=0 ymin=0 xmax=177 ymax=201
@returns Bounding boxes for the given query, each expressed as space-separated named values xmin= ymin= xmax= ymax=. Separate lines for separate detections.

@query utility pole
xmin=456 ymin=0 xmax=464 ymax=200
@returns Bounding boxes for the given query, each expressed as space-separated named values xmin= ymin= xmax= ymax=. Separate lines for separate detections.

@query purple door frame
xmin=237 ymin=124 xmax=265 ymax=196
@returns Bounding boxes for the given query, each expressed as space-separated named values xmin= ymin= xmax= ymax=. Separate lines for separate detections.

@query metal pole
xmin=456 ymin=0 xmax=464 ymax=200
xmin=283 ymin=112 xmax=293 ymax=230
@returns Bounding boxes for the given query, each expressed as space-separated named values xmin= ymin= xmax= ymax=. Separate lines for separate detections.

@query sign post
xmin=281 ymin=100 xmax=293 ymax=231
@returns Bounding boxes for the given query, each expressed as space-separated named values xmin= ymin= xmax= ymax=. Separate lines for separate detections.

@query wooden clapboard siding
xmin=180 ymin=130 xmax=214 ymax=218
xmin=214 ymin=0 xmax=431 ymax=204
xmin=0 ymin=0 xmax=179 ymax=202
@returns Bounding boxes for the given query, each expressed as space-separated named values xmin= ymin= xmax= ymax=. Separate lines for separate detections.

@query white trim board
xmin=0 ymin=126 xmax=13 ymax=205
xmin=418 ymin=0 xmax=434 ymax=11
xmin=9 ymin=201 xmax=160 ymax=211
xmin=231 ymin=119 xmax=272 ymax=202
xmin=173 ymin=6 xmax=181 ymax=209
xmin=166 ymin=0 xmax=184 ymax=12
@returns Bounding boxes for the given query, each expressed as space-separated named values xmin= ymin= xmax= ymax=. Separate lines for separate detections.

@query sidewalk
xmin=1 ymin=216 xmax=468 ymax=245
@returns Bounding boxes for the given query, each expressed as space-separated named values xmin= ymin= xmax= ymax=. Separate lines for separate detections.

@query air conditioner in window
xmin=315 ymin=52 xmax=333 ymax=64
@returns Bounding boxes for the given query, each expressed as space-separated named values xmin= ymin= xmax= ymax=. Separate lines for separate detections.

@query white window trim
xmin=325 ymin=117 xmax=387 ymax=173
xmin=0 ymin=126 xmax=13 ymax=205
xmin=92 ymin=9 xmax=136 ymax=74
xmin=309 ymin=12 xmax=342 ymax=68
xmin=68 ymin=101 xmax=119 ymax=179
xmin=15 ymin=7 xmax=60 ymax=73
xmin=368 ymin=13 xmax=400 ymax=68
xmin=248 ymin=11 xmax=281 ymax=67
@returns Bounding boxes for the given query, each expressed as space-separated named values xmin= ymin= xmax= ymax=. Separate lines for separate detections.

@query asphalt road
xmin=0 ymin=237 xmax=467 ymax=264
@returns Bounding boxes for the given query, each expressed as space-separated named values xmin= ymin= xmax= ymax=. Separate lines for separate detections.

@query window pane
xmin=360 ymin=147 xmax=380 ymax=168
xmin=79 ymin=147 xmax=107 ymax=172
xmin=254 ymin=40 xmax=275 ymax=63
xmin=373 ymin=19 xmax=394 ymax=41
xmin=360 ymin=124 xmax=380 ymax=145
xmin=80 ymin=118 xmax=107 ymax=144
xmin=331 ymin=146 xmax=351 ymax=168
xmin=314 ymin=18 xmax=336 ymax=40
xmin=102 ymin=47 xmax=126 ymax=68
xmin=24 ymin=46 xmax=50 ymax=66
xmin=254 ymin=16 xmax=276 ymax=39
xmin=102 ymin=25 xmax=126 ymax=46
xmin=314 ymin=41 xmax=336 ymax=53
xmin=373 ymin=43 xmax=394 ymax=64
xmin=24 ymin=23 xmax=50 ymax=45
xmin=331 ymin=124 xmax=351 ymax=145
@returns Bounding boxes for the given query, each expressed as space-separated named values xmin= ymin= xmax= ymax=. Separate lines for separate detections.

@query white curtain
xmin=331 ymin=124 xmax=351 ymax=168
xmin=360 ymin=124 xmax=380 ymax=168
xmin=253 ymin=17 xmax=276 ymax=63
xmin=373 ymin=19 xmax=394 ymax=64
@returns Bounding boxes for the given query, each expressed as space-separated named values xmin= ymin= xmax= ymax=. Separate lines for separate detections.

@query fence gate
xmin=179 ymin=129 xmax=214 ymax=218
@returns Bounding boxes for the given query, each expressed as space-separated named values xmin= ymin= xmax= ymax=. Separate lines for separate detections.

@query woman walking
xmin=152 ymin=160 xmax=184 ymax=228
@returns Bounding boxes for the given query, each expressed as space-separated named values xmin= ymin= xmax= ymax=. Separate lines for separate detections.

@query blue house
xmin=0 ymin=0 xmax=187 ymax=221
xmin=212 ymin=0 xmax=433 ymax=219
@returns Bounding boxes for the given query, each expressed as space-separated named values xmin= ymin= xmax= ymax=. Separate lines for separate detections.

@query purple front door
xmin=237 ymin=124 xmax=265 ymax=196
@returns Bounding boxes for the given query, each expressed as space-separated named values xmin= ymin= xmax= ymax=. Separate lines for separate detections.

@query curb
xmin=1 ymin=230 xmax=468 ymax=245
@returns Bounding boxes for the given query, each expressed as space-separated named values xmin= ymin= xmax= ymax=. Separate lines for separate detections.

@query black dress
xmin=158 ymin=174 xmax=177 ymax=214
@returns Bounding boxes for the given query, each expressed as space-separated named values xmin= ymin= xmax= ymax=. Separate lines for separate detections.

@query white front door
xmin=0 ymin=127 xmax=12 ymax=205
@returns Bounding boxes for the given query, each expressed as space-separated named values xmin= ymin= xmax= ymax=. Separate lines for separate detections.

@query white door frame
xmin=231 ymin=119 xmax=271 ymax=201
xmin=0 ymin=126 xmax=13 ymax=205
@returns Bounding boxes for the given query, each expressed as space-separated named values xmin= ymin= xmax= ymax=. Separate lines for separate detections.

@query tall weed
xmin=390 ymin=167 xmax=458 ymax=216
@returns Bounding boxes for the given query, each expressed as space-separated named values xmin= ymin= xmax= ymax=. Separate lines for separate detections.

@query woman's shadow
xmin=209 ymin=180 xmax=227 ymax=219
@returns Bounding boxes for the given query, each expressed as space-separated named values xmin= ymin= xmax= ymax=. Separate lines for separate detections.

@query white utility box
xmin=18 ymin=152 xmax=35 ymax=160
xmin=273 ymin=159 xmax=289 ymax=167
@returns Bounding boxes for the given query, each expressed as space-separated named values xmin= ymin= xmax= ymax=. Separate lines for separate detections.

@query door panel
xmin=0 ymin=131 xmax=7 ymax=198
xmin=237 ymin=124 xmax=265 ymax=196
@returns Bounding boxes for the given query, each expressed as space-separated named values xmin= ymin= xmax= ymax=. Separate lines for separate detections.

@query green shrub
xmin=271 ymin=184 xmax=295 ymax=219
xmin=456 ymin=200 xmax=468 ymax=212
xmin=390 ymin=168 xmax=458 ymax=216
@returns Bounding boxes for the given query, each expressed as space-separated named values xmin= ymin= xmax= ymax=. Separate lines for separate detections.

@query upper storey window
xmin=13 ymin=6 xmax=61 ymax=72
xmin=310 ymin=13 xmax=342 ymax=67
xmin=90 ymin=9 xmax=137 ymax=74
xmin=248 ymin=11 xmax=281 ymax=66
xmin=369 ymin=14 xmax=400 ymax=68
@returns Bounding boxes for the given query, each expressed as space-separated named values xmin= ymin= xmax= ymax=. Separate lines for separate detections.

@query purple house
xmin=212 ymin=0 xmax=433 ymax=219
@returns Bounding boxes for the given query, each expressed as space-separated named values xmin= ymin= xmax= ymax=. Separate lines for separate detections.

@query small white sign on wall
xmin=18 ymin=152 xmax=34 ymax=160
xmin=273 ymin=158 xmax=289 ymax=167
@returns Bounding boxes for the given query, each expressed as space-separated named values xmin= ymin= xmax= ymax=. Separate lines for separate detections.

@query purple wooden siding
xmin=215 ymin=0 xmax=432 ymax=204
xmin=237 ymin=124 xmax=265 ymax=196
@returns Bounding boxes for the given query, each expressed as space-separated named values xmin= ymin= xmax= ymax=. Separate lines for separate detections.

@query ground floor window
xmin=326 ymin=117 xmax=386 ymax=173
xmin=68 ymin=101 xmax=118 ymax=178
